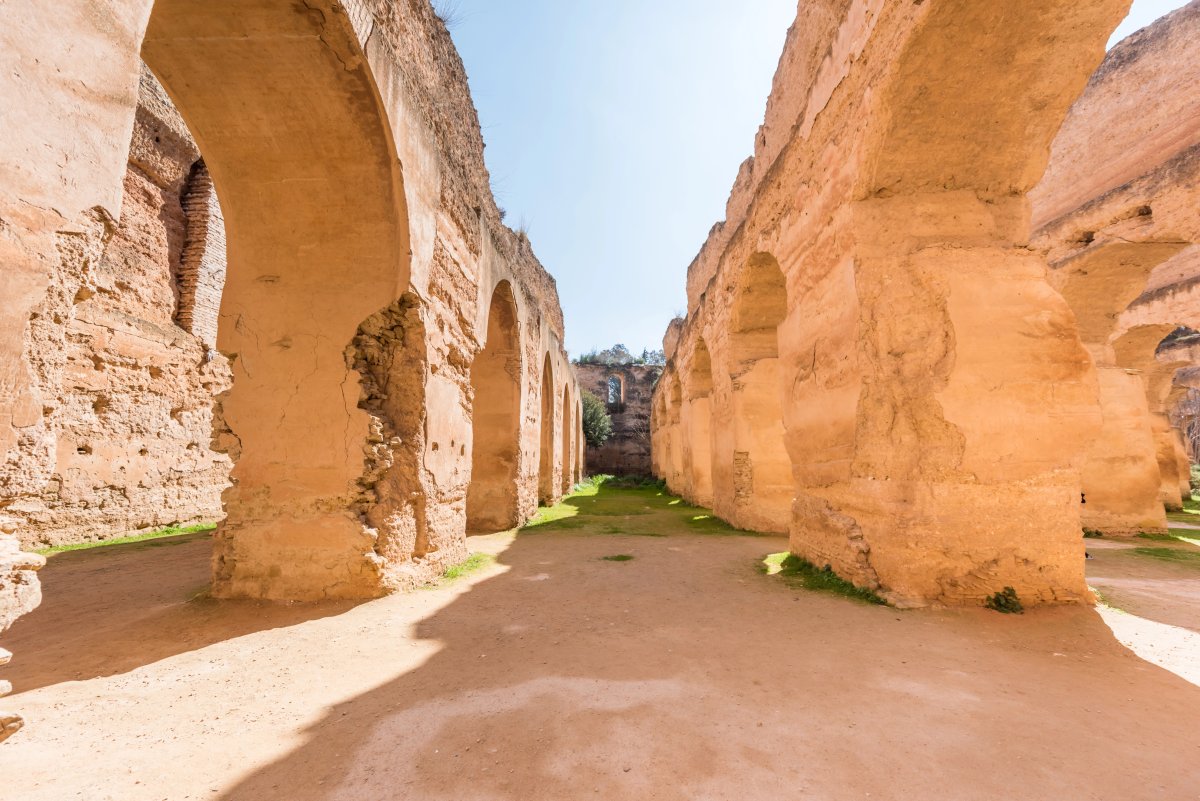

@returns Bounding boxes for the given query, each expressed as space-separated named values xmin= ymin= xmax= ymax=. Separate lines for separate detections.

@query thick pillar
xmin=1174 ymin=427 xmax=1193 ymax=501
xmin=1080 ymin=367 xmax=1168 ymax=532
xmin=788 ymin=194 xmax=1101 ymax=606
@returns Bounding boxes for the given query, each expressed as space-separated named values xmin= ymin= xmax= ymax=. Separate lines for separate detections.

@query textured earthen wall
xmin=8 ymin=68 xmax=231 ymax=550
xmin=1031 ymin=1 xmax=1200 ymax=529
xmin=576 ymin=364 xmax=661 ymax=477
xmin=653 ymin=0 xmax=1132 ymax=607
xmin=0 ymin=0 xmax=579 ymax=737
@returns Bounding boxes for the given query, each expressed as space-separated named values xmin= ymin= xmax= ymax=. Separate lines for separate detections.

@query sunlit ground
xmin=2 ymin=480 xmax=1198 ymax=800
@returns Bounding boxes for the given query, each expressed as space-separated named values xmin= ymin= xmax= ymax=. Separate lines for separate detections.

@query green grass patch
xmin=441 ymin=552 xmax=495 ymax=582
xmin=36 ymin=522 xmax=217 ymax=555
xmin=518 ymin=477 xmax=778 ymax=541
xmin=600 ymin=554 xmax=635 ymax=562
xmin=1137 ymin=531 xmax=1186 ymax=542
xmin=761 ymin=552 xmax=887 ymax=605
xmin=1132 ymin=547 xmax=1200 ymax=564
xmin=984 ymin=586 xmax=1024 ymax=614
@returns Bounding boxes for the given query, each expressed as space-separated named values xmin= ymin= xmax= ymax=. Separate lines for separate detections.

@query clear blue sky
xmin=443 ymin=0 xmax=1187 ymax=358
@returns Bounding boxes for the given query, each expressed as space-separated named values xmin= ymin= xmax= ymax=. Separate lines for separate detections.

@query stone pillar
xmin=1174 ymin=427 xmax=1193 ymax=501
xmin=1078 ymin=365 xmax=1168 ymax=533
xmin=0 ymin=519 xmax=45 ymax=742
xmin=681 ymin=396 xmax=714 ymax=508
xmin=788 ymin=193 xmax=1100 ymax=606
xmin=1151 ymin=414 xmax=1186 ymax=511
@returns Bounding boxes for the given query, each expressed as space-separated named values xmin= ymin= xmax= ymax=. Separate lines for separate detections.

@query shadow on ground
xmin=2 ymin=532 xmax=361 ymax=692
xmin=212 ymin=483 xmax=1200 ymax=801
xmin=1087 ymin=536 xmax=1200 ymax=634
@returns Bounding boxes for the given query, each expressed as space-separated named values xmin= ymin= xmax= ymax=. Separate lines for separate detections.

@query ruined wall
xmin=0 ymin=0 xmax=583 ymax=741
xmin=356 ymin=0 xmax=580 ymax=580
xmin=576 ymin=363 xmax=661 ymax=476
xmin=1030 ymin=2 xmax=1200 ymax=529
xmin=0 ymin=0 xmax=580 ymax=739
xmin=8 ymin=69 xmax=231 ymax=550
xmin=654 ymin=0 xmax=1132 ymax=607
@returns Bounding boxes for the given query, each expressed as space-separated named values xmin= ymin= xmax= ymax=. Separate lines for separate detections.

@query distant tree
xmin=640 ymin=348 xmax=666 ymax=366
xmin=576 ymin=350 xmax=602 ymax=365
xmin=581 ymin=390 xmax=613 ymax=448
xmin=575 ymin=344 xmax=663 ymax=367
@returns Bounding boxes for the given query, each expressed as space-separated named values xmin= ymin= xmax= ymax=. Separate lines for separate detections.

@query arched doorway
xmin=684 ymin=338 xmax=715 ymax=507
xmin=561 ymin=384 xmax=574 ymax=494
xmin=538 ymin=354 xmax=556 ymax=504
xmin=467 ymin=282 xmax=522 ymax=531
xmin=726 ymin=253 xmax=791 ymax=532
xmin=0 ymin=0 xmax=412 ymax=601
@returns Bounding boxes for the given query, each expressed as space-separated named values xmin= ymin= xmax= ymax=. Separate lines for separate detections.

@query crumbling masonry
xmin=0 ymin=0 xmax=580 ymax=740
xmin=653 ymin=0 xmax=1200 ymax=608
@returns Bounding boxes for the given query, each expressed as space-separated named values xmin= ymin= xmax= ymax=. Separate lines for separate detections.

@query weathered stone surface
xmin=0 ymin=0 xmax=580 ymax=623
xmin=1031 ymin=3 xmax=1200 ymax=533
xmin=577 ymin=363 xmax=661 ymax=477
xmin=8 ymin=68 xmax=232 ymax=550
xmin=654 ymin=0 xmax=1132 ymax=607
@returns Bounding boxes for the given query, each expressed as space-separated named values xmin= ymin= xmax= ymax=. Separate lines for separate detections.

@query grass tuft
xmin=1137 ymin=531 xmax=1185 ymax=542
xmin=1132 ymin=547 xmax=1200 ymax=564
xmin=441 ymin=552 xmax=495 ymax=582
xmin=36 ymin=522 xmax=217 ymax=555
xmin=600 ymin=554 xmax=635 ymax=562
xmin=761 ymin=553 xmax=887 ymax=605
xmin=985 ymin=586 xmax=1024 ymax=614
xmin=1082 ymin=528 xmax=1104 ymax=539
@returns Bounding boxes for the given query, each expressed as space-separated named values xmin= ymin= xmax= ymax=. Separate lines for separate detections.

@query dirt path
xmin=2 ymin=484 xmax=1199 ymax=800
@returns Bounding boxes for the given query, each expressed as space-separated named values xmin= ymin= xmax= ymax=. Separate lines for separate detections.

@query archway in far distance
xmin=467 ymin=282 xmax=523 ymax=531
xmin=727 ymin=253 xmax=792 ymax=532
xmin=538 ymin=353 xmax=556 ymax=504
xmin=561 ymin=384 xmax=574 ymax=494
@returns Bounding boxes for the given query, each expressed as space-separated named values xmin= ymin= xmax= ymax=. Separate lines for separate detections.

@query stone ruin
xmin=652 ymin=0 xmax=1200 ymax=608
xmin=3 ymin=0 xmax=1200 ymax=747
xmin=0 ymin=0 xmax=581 ymax=739
xmin=576 ymin=362 xmax=662 ymax=477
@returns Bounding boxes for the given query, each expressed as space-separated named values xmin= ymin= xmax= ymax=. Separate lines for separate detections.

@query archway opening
xmin=538 ymin=354 xmax=556 ymax=505
xmin=561 ymin=384 xmax=574 ymax=494
xmin=686 ymin=338 xmax=715 ymax=506
xmin=467 ymin=282 xmax=522 ymax=532
xmin=728 ymin=253 xmax=791 ymax=532
xmin=140 ymin=0 xmax=413 ymax=599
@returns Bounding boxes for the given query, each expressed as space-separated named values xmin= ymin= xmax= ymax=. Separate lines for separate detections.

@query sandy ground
xmin=2 ymin=489 xmax=1200 ymax=800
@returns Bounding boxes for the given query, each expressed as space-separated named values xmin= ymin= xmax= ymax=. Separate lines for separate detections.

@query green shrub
xmin=985 ymin=586 xmax=1024 ymax=614
xmin=581 ymin=390 xmax=613 ymax=447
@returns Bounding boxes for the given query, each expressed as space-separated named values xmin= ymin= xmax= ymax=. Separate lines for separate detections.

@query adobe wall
xmin=576 ymin=363 xmax=661 ymax=476
xmin=8 ymin=68 xmax=231 ymax=550
xmin=0 ymin=0 xmax=580 ymax=738
xmin=1031 ymin=2 xmax=1200 ymax=529
xmin=653 ymin=0 xmax=1132 ymax=607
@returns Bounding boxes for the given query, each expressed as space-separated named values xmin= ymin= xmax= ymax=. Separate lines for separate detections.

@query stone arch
xmin=801 ymin=0 xmax=1130 ymax=604
xmin=606 ymin=374 xmax=624 ymax=409
xmin=576 ymin=395 xmax=585 ymax=483
xmin=467 ymin=281 xmax=522 ymax=531
xmin=175 ymin=157 xmax=226 ymax=349
xmin=0 ymin=0 xmax=413 ymax=601
xmin=561 ymin=383 xmax=573 ymax=494
xmin=538 ymin=353 xmax=556 ymax=505
xmin=725 ymin=253 xmax=790 ymax=532
xmin=684 ymin=337 xmax=715 ymax=506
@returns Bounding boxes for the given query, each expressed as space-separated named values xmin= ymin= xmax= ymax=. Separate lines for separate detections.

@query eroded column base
xmin=791 ymin=477 xmax=1092 ymax=608
xmin=212 ymin=510 xmax=388 ymax=601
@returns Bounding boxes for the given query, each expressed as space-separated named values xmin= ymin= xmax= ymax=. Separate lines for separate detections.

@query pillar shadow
xmin=2 ymin=532 xmax=361 ymax=692
xmin=217 ymin=524 xmax=1200 ymax=801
